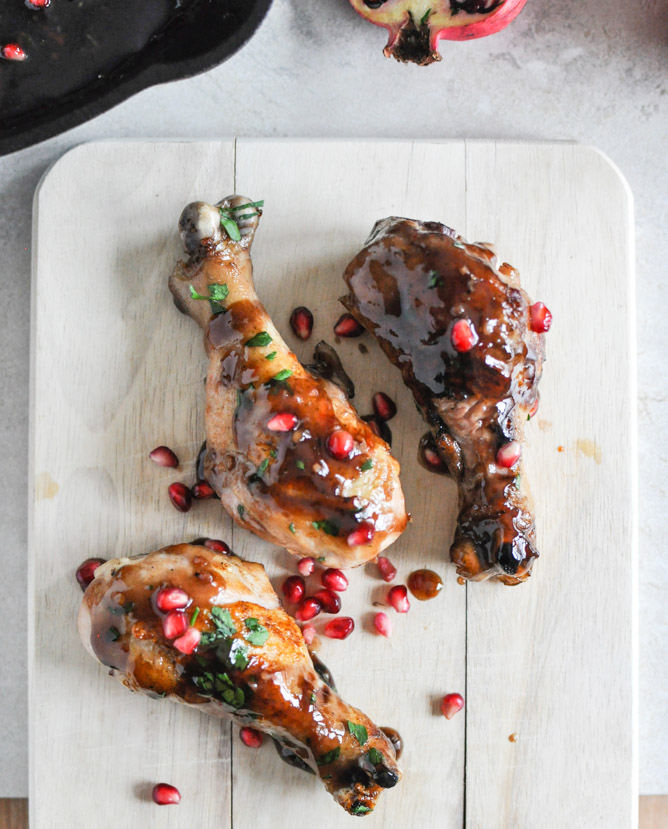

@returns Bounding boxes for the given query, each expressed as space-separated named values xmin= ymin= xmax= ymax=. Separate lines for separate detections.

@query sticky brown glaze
xmin=78 ymin=543 xmax=400 ymax=815
xmin=341 ymin=217 xmax=545 ymax=585
xmin=168 ymin=197 xmax=408 ymax=569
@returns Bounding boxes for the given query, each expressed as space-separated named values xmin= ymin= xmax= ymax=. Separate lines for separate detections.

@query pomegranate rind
xmin=348 ymin=0 xmax=529 ymax=65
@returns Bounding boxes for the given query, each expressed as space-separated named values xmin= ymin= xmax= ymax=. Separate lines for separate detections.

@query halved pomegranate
xmin=348 ymin=0 xmax=529 ymax=65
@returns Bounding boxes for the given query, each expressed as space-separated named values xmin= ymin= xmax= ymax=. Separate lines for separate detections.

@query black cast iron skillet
xmin=0 ymin=0 xmax=273 ymax=157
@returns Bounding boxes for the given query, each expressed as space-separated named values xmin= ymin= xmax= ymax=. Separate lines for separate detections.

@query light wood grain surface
xmin=29 ymin=140 xmax=636 ymax=828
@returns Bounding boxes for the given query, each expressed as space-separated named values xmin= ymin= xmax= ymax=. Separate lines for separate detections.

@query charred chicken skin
xmin=342 ymin=218 xmax=546 ymax=584
xmin=78 ymin=543 xmax=401 ymax=814
xmin=169 ymin=197 xmax=408 ymax=569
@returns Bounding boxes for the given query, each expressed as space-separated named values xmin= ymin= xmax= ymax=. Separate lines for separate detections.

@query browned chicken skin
xmin=342 ymin=218 xmax=545 ymax=584
xmin=168 ymin=197 xmax=408 ymax=569
xmin=78 ymin=544 xmax=401 ymax=814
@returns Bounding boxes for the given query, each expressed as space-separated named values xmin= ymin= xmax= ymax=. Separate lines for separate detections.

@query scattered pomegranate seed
xmin=239 ymin=726 xmax=263 ymax=748
xmin=173 ymin=626 xmax=201 ymax=654
xmin=528 ymin=394 xmax=540 ymax=420
xmin=152 ymin=783 xmax=181 ymax=806
xmin=376 ymin=556 xmax=397 ymax=582
xmin=155 ymin=587 xmax=190 ymax=612
xmin=289 ymin=306 xmax=314 ymax=340
xmin=362 ymin=414 xmax=392 ymax=446
xmin=388 ymin=585 xmax=410 ymax=613
xmin=204 ymin=538 xmax=231 ymax=554
xmin=372 ymin=392 xmax=397 ymax=421
xmin=26 ymin=0 xmax=51 ymax=7
xmin=302 ymin=625 xmax=316 ymax=645
xmin=75 ymin=558 xmax=106 ymax=590
xmin=324 ymin=617 xmax=354 ymax=639
xmin=1 ymin=44 xmax=27 ymax=61
xmin=191 ymin=480 xmax=215 ymax=499
xmin=267 ymin=412 xmax=298 ymax=432
xmin=162 ymin=610 xmax=189 ymax=640
xmin=451 ymin=319 xmax=477 ymax=352
xmin=168 ymin=482 xmax=192 ymax=512
xmin=295 ymin=597 xmax=322 ymax=622
xmin=297 ymin=557 xmax=315 ymax=577
xmin=312 ymin=588 xmax=341 ymax=614
xmin=530 ymin=302 xmax=552 ymax=333
xmin=420 ymin=437 xmax=448 ymax=472
xmin=326 ymin=429 xmax=354 ymax=460
xmin=374 ymin=612 xmax=392 ymax=637
xmin=333 ymin=313 xmax=364 ymax=338
xmin=282 ymin=575 xmax=306 ymax=604
xmin=441 ymin=692 xmax=465 ymax=720
xmin=347 ymin=522 xmax=375 ymax=547
xmin=321 ymin=568 xmax=348 ymax=592
xmin=149 ymin=445 xmax=179 ymax=468
xmin=496 ymin=440 xmax=521 ymax=468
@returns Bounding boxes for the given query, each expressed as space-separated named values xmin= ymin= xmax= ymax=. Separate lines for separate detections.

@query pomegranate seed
xmin=451 ymin=319 xmax=478 ymax=352
xmin=297 ymin=557 xmax=315 ymax=577
xmin=326 ymin=429 xmax=354 ymax=460
xmin=168 ymin=482 xmax=192 ymax=512
xmin=496 ymin=440 xmax=521 ymax=468
xmin=302 ymin=624 xmax=316 ymax=645
xmin=421 ymin=442 xmax=447 ymax=472
xmin=152 ymin=783 xmax=181 ymax=806
xmin=312 ymin=588 xmax=341 ymax=614
xmin=388 ymin=585 xmax=410 ymax=613
xmin=530 ymin=302 xmax=552 ymax=333
xmin=333 ymin=313 xmax=364 ymax=338
xmin=321 ymin=568 xmax=348 ymax=592
xmin=162 ymin=610 xmax=189 ymax=639
xmin=528 ymin=394 xmax=540 ymax=420
xmin=289 ymin=306 xmax=314 ymax=340
xmin=362 ymin=414 xmax=392 ymax=446
xmin=295 ymin=597 xmax=322 ymax=622
xmin=347 ymin=522 xmax=375 ymax=547
xmin=149 ymin=445 xmax=179 ymax=468
xmin=324 ymin=617 xmax=354 ymax=640
xmin=372 ymin=392 xmax=397 ymax=422
xmin=26 ymin=0 xmax=51 ymax=7
xmin=239 ymin=726 xmax=263 ymax=748
xmin=267 ymin=412 xmax=298 ymax=432
xmin=204 ymin=538 xmax=232 ymax=554
xmin=374 ymin=612 xmax=392 ymax=637
xmin=1 ymin=44 xmax=26 ymax=61
xmin=75 ymin=558 xmax=105 ymax=590
xmin=441 ymin=692 xmax=465 ymax=720
xmin=155 ymin=587 xmax=190 ymax=612
xmin=376 ymin=556 xmax=397 ymax=582
xmin=191 ymin=480 xmax=214 ymax=499
xmin=173 ymin=626 xmax=201 ymax=654
xmin=282 ymin=575 xmax=305 ymax=604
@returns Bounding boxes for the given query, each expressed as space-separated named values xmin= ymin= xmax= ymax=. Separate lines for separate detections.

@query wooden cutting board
xmin=29 ymin=140 xmax=637 ymax=828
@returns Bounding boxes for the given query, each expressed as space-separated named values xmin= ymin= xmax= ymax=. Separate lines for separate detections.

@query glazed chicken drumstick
xmin=342 ymin=218 xmax=548 ymax=584
xmin=78 ymin=543 xmax=400 ymax=815
xmin=169 ymin=197 xmax=407 ymax=569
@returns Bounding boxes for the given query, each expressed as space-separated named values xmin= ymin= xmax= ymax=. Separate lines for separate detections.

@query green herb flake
xmin=245 ymin=331 xmax=273 ymax=348
xmin=428 ymin=270 xmax=443 ymax=289
xmin=210 ymin=606 xmax=237 ymax=638
xmin=257 ymin=457 xmax=270 ymax=477
xmin=296 ymin=459 xmax=305 ymax=471
xmin=312 ymin=519 xmax=340 ymax=537
xmin=190 ymin=607 xmax=200 ymax=627
xmin=368 ymin=747 xmax=384 ymax=765
xmin=265 ymin=351 xmax=278 ymax=361
xmin=289 ymin=522 xmax=296 ymax=534
xmin=310 ymin=692 xmax=317 ymax=704
xmin=453 ymin=241 xmax=465 ymax=249
xmin=220 ymin=214 xmax=242 ymax=242
xmin=238 ymin=504 xmax=245 ymax=519
xmin=244 ymin=617 xmax=270 ymax=647
xmin=347 ymin=721 xmax=368 ymax=746
xmin=527 ymin=413 xmax=531 ymax=421
xmin=270 ymin=448 xmax=278 ymax=458
xmin=420 ymin=8 xmax=432 ymax=25
xmin=217 ymin=638 xmax=249 ymax=671
xmin=361 ymin=459 xmax=373 ymax=472
xmin=316 ymin=556 xmax=326 ymax=563
xmin=351 ymin=804 xmax=371 ymax=815
xmin=107 ymin=626 xmax=121 ymax=642
xmin=189 ymin=282 xmax=229 ymax=315
xmin=272 ymin=368 xmax=293 ymax=382
xmin=316 ymin=746 xmax=341 ymax=766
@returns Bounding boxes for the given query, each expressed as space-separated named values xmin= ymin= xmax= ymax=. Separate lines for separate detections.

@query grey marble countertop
xmin=1 ymin=0 xmax=666 ymax=798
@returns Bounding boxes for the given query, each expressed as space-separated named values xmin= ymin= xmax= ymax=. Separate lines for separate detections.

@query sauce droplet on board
xmin=407 ymin=569 xmax=443 ymax=601
xmin=508 ymin=732 xmax=518 ymax=743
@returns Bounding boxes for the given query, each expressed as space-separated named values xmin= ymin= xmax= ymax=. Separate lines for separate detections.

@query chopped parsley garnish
xmin=256 ymin=457 xmax=270 ymax=477
xmin=316 ymin=556 xmax=326 ymax=563
xmin=219 ymin=200 xmax=264 ymax=243
xmin=190 ymin=607 xmax=200 ymax=626
xmin=296 ymin=459 xmax=305 ymax=471
xmin=420 ymin=8 xmax=432 ymax=25
xmin=265 ymin=351 xmax=278 ymax=361
xmin=316 ymin=747 xmax=341 ymax=766
xmin=244 ymin=618 xmax=270 ymax=646
xmin=270 ymin=448 xmax=278 ymax=458
xmin=367 ymin=747 xmax=384 ymax=765
xmin=107 ymin=626 xmax=121 ymax=642
xmin=216 ymin=637 xmax=249 ymax=671
xmin=361 ymin=459 xmax=373 ymax=472
xmin=310 ymin=692 xmax=317 ymax=704
xmin=312 ymin=519 xmax=339 ymax=537
xmin=245 ymin=331 xmax=273 ymax=348
xmin=347 ymin=721 xmax=368 ymax=746
xmin=289 ymin=522 xmax=296 ymax=534
xmin=238 ymin=504 xmax=245 ymax=518
xmin=527 ymin=413 xmax=531 ymax=421
xmin=189 ymin=282 xmax=229 ymax=315
xmin=272 ymin=368 xmax=293 ymax=382
xmin=351 ymin=804 xmax=371 ymax=815
xmin=194 ymin=671 xmax=245 ymax=708
xmin=428 ymin=270 xmax=442 ymax=288
xmin=211 ymin=606 xmax=236 ymax=638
